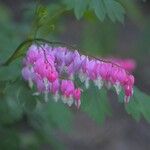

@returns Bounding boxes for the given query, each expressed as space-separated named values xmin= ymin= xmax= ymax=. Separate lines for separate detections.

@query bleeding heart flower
xmin=22 ymin=44 xmax=135 ymax=108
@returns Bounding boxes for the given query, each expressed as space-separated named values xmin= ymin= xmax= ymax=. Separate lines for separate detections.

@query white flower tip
xmin=67 ymin=98 xmax=74 ymax=107
xmin=94 ymin=78 xmax=103 ymax=90
xmin=28 ymin=78 xmax=33 ymax=89
xmin=124 ymin=96 xmax=130 ymax=103
xmin=75 ymin=100 xmax=81 ymax=109
xmin=69 ymin=74 xmax=74 ymax=80
xmin=78 ymin=72 xmax=86 ymax=83
xmin=53 ymin=93 xmax=60 ymax=102
xmin=85 ymin=78 xmax=89 ymax=89
xmin=114 ymin=82 xmax=121 ymax=95
xmin=61 ymin=96 xmax=67 ymax=104
xmin=32 ymin=92 xmax=40 ymax=96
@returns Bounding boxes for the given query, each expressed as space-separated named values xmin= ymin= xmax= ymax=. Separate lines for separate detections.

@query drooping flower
xmin=51 ymin=79 xmax=60 ymax=102
xmin=22 ymin=66 xmax=34 ymax=88
xmin=22 ymin=44 xmax=135 ymax=108
xmin=73 ymin=88 xmax=81 ymax=109
xmin=61 ymin=80 xmax=75 ymax=106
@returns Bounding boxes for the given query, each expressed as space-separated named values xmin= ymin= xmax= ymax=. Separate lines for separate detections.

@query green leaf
xmin=32 ymin=100 xmax=73 ymax=132
xmin=74 ymin=0 xmax=90 ymax=20
xmin=0 ymin=81 xmax=24 ymax=124
xmin=0 ymin=60 xmax=21 ymax=81
xmin=28 ymin=100 xmax=73 ymax=149
xmin=0 ymin=98 xmax=23 ymax=125
xmin=125 ymin=97 xmax=142 ymax=121
xmin=63 ymin=0 xmax=90 ymax=19
xmin=90 ymin=0 xmax=106 ymax=21
xmin=103 ymin=0 xmax=125 ymax=23
xmin=119 ymin=87 xmax=150 ymax=122
xmin=0 ymin=79 xmax=38 ymax=125
xmin=18 ymin=82 xmax=37 ymax=112
xmin=81 ymin=83 xmax=112 ymax=124
xmin=3 ymin=40 xmax=32 ymax=66
xmin=112 ymin=0 xmax=125 ymax=23
xmin=63 ymin=0 xmax=125 ymax=22
xmin=103 ymin=0 xmax=116 ymax=22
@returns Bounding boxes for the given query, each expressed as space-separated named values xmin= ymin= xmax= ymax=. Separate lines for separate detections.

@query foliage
xmin=125 ymin=88 xmax=150 ymax=123
xmin=81 ymin=83 xmax=112 ymax=124
xmin=0 ymin=76 xmax=72 ymax=149
xmin=63 ymin=0 xmax=125 ymax=22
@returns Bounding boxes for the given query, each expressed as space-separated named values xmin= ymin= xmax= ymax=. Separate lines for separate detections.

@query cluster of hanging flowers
xmin=22 ymin=44 xmax=135 ymax=108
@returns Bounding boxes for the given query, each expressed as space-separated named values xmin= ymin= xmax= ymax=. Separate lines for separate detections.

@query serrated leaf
xmin=103 ymin=0 xmax=125 ymax=23
xmin=112 ymin=1 xmax=125 ymax=23
xmin=74 ymin=0 xmax=89 ymax=20
xmin=81 ymin=83 xmax=112 ymax=124
xmin=63 ymin=0 xmax=90 ymax=20
xmin=90 ymin=0 xmax=106 ymax=21
xmin=122 ymin=87 xmax=150 ymax=123
xmin=103 ymin=0 xmax=116 ymax=22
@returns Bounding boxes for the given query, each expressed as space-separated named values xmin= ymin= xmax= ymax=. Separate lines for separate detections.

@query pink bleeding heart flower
xmin=22 ymin=44 xmax=135 ymax=107
xmin=60 ymin=80 xmax=75 ymax=106
xmin=61 ymin=80 xmax=75 ymax=97
xmin=74 ymin=88 xmax=81 ymax=109
xmin=26 ymin=45 xmax=41 ymax=64
xmin=51 ymin=79 xmax=60 ymax=102
xmin=22 ymin=66 xmax=34 ymax=81
xmin=47 ymin=71 xmax=58 ymax=82
xmin=51 ymin=79 xmax=60 ymax=94
xmin=34 ymin=57 xmax=57 ymax=82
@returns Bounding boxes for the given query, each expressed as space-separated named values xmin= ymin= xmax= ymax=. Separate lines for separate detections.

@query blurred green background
xmin=0 ymin=0 xmax=150 ymax=149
